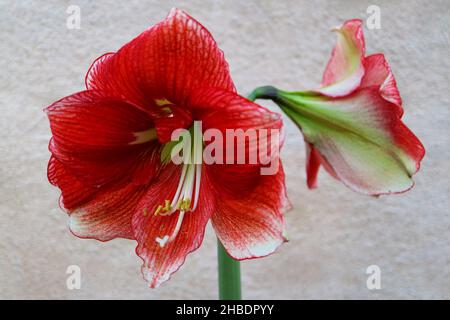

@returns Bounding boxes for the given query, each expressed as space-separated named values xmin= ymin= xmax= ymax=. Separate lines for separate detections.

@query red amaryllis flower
xmin=255 ymin=19 xmax=425 ymax=195
xmin=46 ymin=9 xmax=289 ymax=287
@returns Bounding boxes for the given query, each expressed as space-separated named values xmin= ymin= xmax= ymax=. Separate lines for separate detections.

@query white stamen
xmin=192 ymin=164 xmax=202 ymax=211
xmin=169 ymin=163 xmax=189 ymax=213
xmin=183 ymin=163 xmax=195 ymax=204
xmin=168 ymin=210 xmax=186 ymax=243
xmin=191 ymin=122 xmax=203 ymax=211
xmin=154 ymin=121 xmax=204 ymax=247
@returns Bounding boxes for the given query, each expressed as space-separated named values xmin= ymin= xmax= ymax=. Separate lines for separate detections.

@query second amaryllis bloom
xmin=250 ymin=19 xmax=425 ymax=195
xmin=46 ymin=9 xmax=289 ymax=288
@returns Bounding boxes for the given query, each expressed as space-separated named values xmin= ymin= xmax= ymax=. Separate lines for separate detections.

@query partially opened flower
xmin=250 ymin=19 xmax=425 ymax=195
xmin=46 ymin=9 xmax=289 ymax=288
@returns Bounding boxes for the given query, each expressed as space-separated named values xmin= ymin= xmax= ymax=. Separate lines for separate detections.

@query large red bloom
xmin=46 ymin=9 xmax=289 ymax=287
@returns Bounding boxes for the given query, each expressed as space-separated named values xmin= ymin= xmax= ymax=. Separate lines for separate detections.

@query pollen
xmin=153 ymin=200 xmax=173 ymax=216
xmin=177 ymin=199 xmax=191 ymax=211
xmin=153 ymin=205 xmax=163 ymax=216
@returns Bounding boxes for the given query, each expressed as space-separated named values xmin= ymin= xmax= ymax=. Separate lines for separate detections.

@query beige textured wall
xmin=1 ymin=0 xmax=449 ymax=299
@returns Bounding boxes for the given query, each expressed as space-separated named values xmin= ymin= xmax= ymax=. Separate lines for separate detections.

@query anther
xmin=153 ymin=205 xmax=163 ymax=216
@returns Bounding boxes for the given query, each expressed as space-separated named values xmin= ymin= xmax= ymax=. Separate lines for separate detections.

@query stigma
xmin=153 ymin=121 xmax=203 ymax=248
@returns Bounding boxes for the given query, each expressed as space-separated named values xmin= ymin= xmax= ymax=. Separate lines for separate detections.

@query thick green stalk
xmin=217 ymin=240 xmax=241 ymax=300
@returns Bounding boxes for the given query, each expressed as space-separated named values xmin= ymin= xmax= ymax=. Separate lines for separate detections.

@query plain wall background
xmin=1 ymin=0 xmax=449 ymax=299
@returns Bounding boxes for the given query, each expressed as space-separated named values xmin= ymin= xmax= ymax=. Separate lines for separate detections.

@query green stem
xmin=247 ymin=85 xmax=279 ymax=102
xmin=217 ymin=239 xmax=241 ymax=300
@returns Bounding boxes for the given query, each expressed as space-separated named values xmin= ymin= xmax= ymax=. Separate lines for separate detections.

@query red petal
xmin=48 ymin=153 xmax=154 ymax=241
xmin=132 ymin=163 xmax=214 ymax=288
xmin=305 ymin=143 xmax=320 ymax=189
xmin=47 ymin=155 xmax=97 ymax=210
xmin=318 ymin=19 xmax=365 ymax=97
xmin=85 ymin=52 xmax=115 ymax=90
xmin=45 ymin=90 xmax=154 ymax=153
xmin=193 ymin=88 xmax=282 ymax=130
xmin=154 ymin=104 xmax=193 ymax=143
xmin=361 ymin=53 xmax=403 ymax=113
xmin=50 ymin=138 xmax=160 ymax=188
xmin=48 ymin=148 xmax=160 ymax=241
xmin=69 ymin=182 xmax=149 ymax=241
xmin=190 ymin=88 xmax=283 ymax=167
xmin=130 ymin=144 xmax=163 ymax=186
xmin=86 ymin=8 xmax=235 ymax=109
xmin=305 ymin=142 xmax=340 ymax=189
xmin=45 ymin=90 xmax=161 ymax=187
xmin=209 ymin=163 xmax=289 ymax=260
